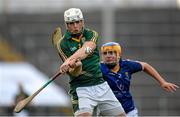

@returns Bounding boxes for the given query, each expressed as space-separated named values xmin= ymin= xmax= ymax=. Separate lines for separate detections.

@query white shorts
xmin=127 ymin=108 xmax=138 ymax=117
xmin=74 ymin=81 xmax=125 ymax=116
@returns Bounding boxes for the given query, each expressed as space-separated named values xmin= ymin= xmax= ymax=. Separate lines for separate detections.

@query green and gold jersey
xmin=58 ymin=28 xmax=104 ymax=89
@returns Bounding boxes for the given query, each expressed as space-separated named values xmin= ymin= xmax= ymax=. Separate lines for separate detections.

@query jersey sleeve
xmin=85 ymin=29 xmax=99 ymax=44
xmin=126 ymin=60 xmax=143 ymax=74
xmin=100 ymin=62 xmax=110 ymax=75
xmin=58 ymin=40 xmax=70 ymax=62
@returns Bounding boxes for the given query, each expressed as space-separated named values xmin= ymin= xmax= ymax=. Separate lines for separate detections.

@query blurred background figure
xmin=0 ymin=62 xmax=71 ymax=116
xmin=13 ymin=83 xmax=29 ymax=117
xmin=0 ymin=0 xmax=180 ymax=116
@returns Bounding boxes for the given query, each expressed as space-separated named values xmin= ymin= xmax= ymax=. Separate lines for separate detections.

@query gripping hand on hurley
xmin=59 ymin=58 xmax=82 ymax=77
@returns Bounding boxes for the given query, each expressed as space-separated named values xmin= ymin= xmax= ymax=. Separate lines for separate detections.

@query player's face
xmin=102 ymin=51 xmax=118 ymax=64
xmin=66 ymin=20 xmax=84 ymax=34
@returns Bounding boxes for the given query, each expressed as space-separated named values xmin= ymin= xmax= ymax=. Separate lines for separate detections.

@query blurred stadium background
xmin=0 ymin=0 xmax=180 ymax=116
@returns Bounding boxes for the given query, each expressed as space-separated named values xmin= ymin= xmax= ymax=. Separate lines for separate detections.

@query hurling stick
xmin=52 ymin=27 xmax=62 ymax=46
xmin=14 ymin=27 xmax=63 ymax=113
xmin=51 ymin=27 xmax=68 ymax=61
xmin=52 ymin=27 xmax=62 ymax=52
xmin=14 ymin=71 xmax=61 ymax=113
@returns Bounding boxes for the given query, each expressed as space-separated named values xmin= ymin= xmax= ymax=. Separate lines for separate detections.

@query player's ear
xmin=81 ymin=20 xmax=84 ymax=26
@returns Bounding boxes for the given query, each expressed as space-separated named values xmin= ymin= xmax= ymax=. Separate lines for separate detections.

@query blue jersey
xmin=100 ymin=59 xmax=142 ymax=113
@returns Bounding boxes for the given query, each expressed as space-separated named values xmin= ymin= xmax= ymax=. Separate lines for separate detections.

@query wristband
xmin=85 ymin=46 xmax=93 ymax=54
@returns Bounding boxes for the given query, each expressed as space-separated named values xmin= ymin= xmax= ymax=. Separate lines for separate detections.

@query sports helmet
xmin=64 ymin=8 xmax=84 ymax=23
xmin=101 ymin=42 xmax=122 ymax=57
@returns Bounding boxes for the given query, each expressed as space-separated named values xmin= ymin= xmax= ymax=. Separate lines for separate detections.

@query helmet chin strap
xmin=105 ymin=56 xmax=120 ymax=69
xmin=71 ymin=32 xmax=82 ymax=38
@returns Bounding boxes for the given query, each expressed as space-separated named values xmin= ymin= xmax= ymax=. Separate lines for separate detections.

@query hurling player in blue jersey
xmin=100 ymin=42 xmax=179 ymax=117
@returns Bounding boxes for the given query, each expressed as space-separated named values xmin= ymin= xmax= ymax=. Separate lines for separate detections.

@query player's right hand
xmin=60 ymin=58 xmax=82 ymax=74
xmin=68 ymin=59 xmax=82 ymax=77
xmin=161 ymin=81 xmax=179 ymax=92
xmin=74 ymin=59 xmax=82 ymax=67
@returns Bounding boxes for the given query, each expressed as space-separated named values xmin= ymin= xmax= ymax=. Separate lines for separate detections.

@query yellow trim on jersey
xmin=91 ymin=30 xmax=98 ymax=43
xmin=71 ymin=34 xmax=83 ymax=43
xmin=71 ymin=100 xmax=78 ymax=104
xmin=57 ymin=37 xmax=68 ymax=61
xmin=72 ymin=38 xmax=81 ymax=42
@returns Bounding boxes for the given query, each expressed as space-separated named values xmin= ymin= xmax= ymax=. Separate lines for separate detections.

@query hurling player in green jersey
xmin=56 ymin=8 xmax=126 ymax=116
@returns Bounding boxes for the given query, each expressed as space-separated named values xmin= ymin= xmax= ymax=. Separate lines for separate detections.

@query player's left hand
xmin=59 ymin=62 xmax=70 ymax=74
xmin=161 ymin=82 xmax=179 ymax=92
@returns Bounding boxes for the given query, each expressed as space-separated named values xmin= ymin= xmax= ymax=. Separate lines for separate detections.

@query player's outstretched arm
xmin=68 ymin=41 xmax=96 ymax=62
xmin=59 ymin=41 xmax=96 ymax=73
xmin=140 ymin=62 xmax=179 ymax=92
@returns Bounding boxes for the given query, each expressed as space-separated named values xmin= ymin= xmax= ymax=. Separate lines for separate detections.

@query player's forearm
xmin=68 ymin=47 xmax=88 ymax=61
xmin=68 ymin=41 xmax=96 ymax=61
xmin=142 ymin=62 xmax=166 ymax=85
